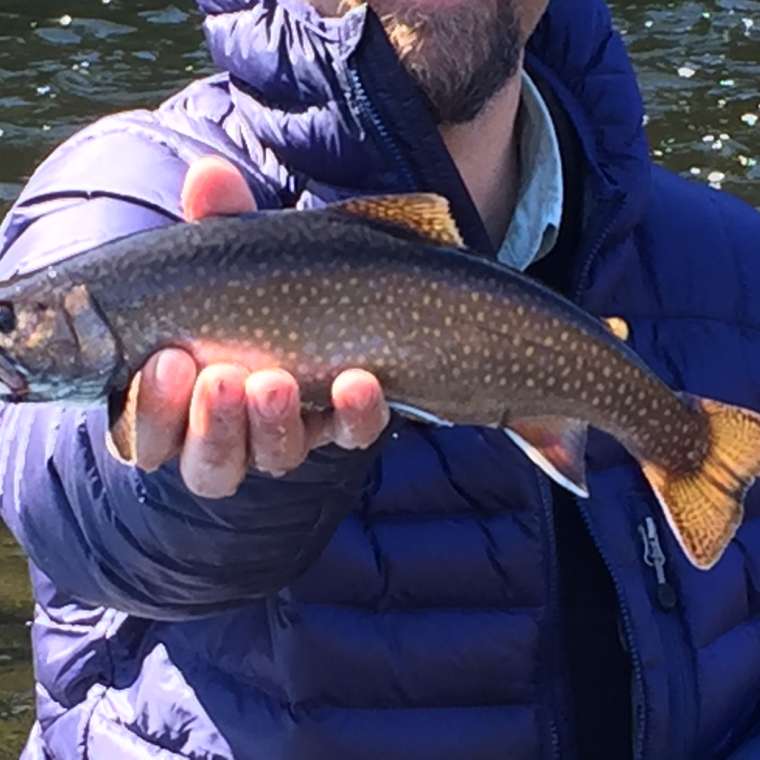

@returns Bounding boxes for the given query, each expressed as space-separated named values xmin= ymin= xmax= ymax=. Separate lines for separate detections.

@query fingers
xmin=135 ymin=349 xmax=197 ymax=471
xmin=131 ymin=157 xmax=258 ymax=492
xmin=133 ymin=359 xmax=388 ymax=498
xmin=246 ymin=369 xmax=307 ymax=476
xmin=180 ymin=364 xmax=250 ymax=498
xmin=243 ymin=367 xmax=389 ymax=476
xmin=181 ymin=155 xmax=257 ymax=222
xmin=330 ymin=369 xmax=390 ymax=450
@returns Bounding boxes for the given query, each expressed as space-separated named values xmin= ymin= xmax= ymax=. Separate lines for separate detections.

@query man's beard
xmin=340 ymin=1 xmax=523 ymax=125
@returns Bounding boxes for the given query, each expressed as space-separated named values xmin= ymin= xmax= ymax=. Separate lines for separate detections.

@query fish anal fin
xmin=641 ymin=393 xmax=760 ymax=570
xmin=330 ymin=193 xmax=464 ymax=248
xmin=503 ymin=416 xmax=589 ymax=498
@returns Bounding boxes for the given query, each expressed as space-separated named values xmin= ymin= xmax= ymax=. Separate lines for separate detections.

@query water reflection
xmin=616 ymin=1 xmax=760 ymax=199
xmin=0 ymin=1 xmax=213 ymax=212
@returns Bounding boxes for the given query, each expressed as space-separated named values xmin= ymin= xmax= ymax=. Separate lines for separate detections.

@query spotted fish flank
xmin=0 ymin=192 xmax=757 ymax=571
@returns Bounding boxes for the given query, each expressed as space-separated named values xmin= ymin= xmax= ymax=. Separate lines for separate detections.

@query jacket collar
xmin=526 ymin=0 xmax=651 ymax=260
xmin=197 ymin=0 xmax=652 ymax=279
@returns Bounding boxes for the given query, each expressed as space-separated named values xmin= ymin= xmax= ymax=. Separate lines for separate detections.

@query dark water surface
xmin=0 ymin=1 xmax=758 ymax=755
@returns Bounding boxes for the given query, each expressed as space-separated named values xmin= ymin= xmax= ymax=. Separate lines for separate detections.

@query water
xmin=615 ymin=1 xmax=760 ymax=198
xmin=0 ymin=1 xmax=758 ymax=755
xmin=0 ymin=1 xmax=214 ymax=216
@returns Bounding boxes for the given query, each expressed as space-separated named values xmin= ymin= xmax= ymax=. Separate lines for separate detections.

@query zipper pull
xmin=638 ymin=517 xmax=678 ymax=611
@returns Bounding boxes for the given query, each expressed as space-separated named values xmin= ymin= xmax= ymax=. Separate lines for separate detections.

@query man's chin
xmin=383 ymin=4 xmax=521 ymax=124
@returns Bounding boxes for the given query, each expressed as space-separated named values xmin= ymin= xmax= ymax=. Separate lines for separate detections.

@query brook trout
xmin=0 ymin=193 xmax=757 ymax=570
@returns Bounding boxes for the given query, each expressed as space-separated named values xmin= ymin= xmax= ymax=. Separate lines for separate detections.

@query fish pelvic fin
xmin=330 ymin=193 xmax=464 ymax=248
xmin=106 ymin=372 xmax=142 ymax=466
xmin=641 ymin=393 xmax=760 ymax=570
xmin=503 ymin=416 xmax=589 ymax=498
xmin=387 ymin=401 xmax=454 ymax=426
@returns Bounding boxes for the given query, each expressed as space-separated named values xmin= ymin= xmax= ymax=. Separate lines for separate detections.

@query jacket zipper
xmin=638 ymin=517 xmax=677 ymax=612
xmin=572 ymin=196 xmax=653 ymax=758
xmin=637 ymin=514 xmax=693 ymax=759
xmin=576 ymin=498 xmax=647 ymax=759
xmin=575 ymin=191 xmax=698 ymax=757
xmin=346 ymin=64 xmax=418 ymax=191
xmin=537 ymin=476 xmax=564 ymax=760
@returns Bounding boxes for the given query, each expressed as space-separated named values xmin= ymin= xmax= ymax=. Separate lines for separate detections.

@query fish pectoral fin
xmin=330 ymin=194 xmax=464 ymax=248
xmin=106 ymin=372 xmax=142 ymax=466
xmin=388 ymin=401 xmax=454 ymax=427
xmin=64 ymin=285 xmax=123 ymax=380
xmin=640 ymin=393 xmax=760 ymax=570
xmin=503 ymin=416 xmax=589 ymax=498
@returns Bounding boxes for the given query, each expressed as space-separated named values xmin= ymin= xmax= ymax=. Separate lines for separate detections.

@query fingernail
xmin=257 ymin=386 xmax=291 ymax=421
xmin=212 ymin=376 xmax=244 ymax=408
xmin=154 ymin=349 xmax=196 ymax=393
xmin=154 ymin=351 xmax=177 ymax=391
xmin=345 ymin=387 xmax=377 ymax=412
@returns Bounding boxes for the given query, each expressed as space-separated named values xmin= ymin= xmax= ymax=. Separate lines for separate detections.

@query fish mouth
xmin=0 ymin=351 xmax=28 ymax=401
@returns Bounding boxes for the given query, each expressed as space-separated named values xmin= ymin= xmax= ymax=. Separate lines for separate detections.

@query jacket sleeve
xmin=0 ymin=190 xmax=392 ymax=621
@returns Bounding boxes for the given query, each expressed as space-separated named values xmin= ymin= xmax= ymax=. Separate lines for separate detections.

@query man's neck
xmin=439 ymin=68 xmax=523 ymax=248
xmin=307 ymin=1 xmax=524 ymax=246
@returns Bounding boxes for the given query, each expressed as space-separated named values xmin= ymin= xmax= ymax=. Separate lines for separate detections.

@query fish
xmin=0 ymin=192 xmax=757 ymax=571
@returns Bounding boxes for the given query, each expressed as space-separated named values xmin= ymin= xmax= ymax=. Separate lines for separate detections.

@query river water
xmin=0 ymin=1 xmax=758 ymax=756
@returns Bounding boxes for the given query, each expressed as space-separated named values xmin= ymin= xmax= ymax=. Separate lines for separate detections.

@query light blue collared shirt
xmin=497 ymin=71 xmax=564 ymax=271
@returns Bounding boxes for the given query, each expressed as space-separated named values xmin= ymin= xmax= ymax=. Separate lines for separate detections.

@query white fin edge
xmin=503 ymin=428 xmax=590 ymax=498
xmin=388 ymin=401 xmax=454 ymax=427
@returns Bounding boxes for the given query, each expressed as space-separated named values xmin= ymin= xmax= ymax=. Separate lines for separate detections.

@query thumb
xmin=181 ymin=155 xmax=257 ymax=222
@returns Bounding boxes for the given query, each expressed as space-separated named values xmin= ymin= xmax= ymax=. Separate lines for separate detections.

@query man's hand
xmin=132 ymin=156 xmax=389 ymax=498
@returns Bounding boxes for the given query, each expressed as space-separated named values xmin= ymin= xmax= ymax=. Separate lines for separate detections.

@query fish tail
xmin=640 ymin=394 xmax=760 ymax=570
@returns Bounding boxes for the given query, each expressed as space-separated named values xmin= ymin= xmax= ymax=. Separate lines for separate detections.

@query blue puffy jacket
xmin=2 ymin=0 xmax=760 ymax=758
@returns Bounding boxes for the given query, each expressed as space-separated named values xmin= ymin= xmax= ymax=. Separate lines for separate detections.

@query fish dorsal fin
xmin=503 ymin=416 xmax=589 ymax=498
xmin=330 ymin=193 xmax=465 ymax=248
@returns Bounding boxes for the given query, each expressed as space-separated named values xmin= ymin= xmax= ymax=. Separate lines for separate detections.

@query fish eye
xmin=0 ymin=303 xmax=15 ymax=334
